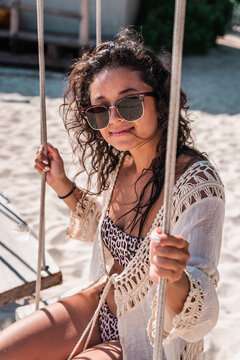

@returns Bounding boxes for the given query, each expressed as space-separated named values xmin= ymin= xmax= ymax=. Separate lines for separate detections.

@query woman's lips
xmin=110 ymin=127 xmax=133 ymax=137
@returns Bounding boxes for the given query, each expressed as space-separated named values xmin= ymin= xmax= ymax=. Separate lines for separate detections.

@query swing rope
xmin=96 ymin=0 xmax=102 ymax=46
xmin=153 ymin=1 xmax=187 ymax=359
xmin=35 ymin=0 xmax=48 ymax=311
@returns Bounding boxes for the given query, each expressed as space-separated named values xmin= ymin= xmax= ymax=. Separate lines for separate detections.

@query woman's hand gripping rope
xmin=149 ymin=228 xmax=190 ymax=314
xmin=34 ymin=143 xmax=74 ymax=198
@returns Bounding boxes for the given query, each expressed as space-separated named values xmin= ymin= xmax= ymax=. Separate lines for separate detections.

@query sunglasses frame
xmin=81 ymin=91 xmax=157 ymax=130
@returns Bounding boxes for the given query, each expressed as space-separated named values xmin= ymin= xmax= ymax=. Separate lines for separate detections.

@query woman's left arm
xmin=149 ymin=195 xmax=225 ymax=343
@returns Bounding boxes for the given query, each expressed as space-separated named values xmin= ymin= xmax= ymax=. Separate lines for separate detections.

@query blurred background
xmin=0 ymin=0 xmax=239 ymax=68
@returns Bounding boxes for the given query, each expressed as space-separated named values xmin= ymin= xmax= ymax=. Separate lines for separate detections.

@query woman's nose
xmin=108 ymin=106 xmax=123 ymax=124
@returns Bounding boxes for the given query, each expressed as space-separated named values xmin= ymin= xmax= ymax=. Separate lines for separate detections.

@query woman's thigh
xmin=0 ymin=285 xmax=102 ymax=360
xmin=73 ymin=340 xmax=122 ymax=360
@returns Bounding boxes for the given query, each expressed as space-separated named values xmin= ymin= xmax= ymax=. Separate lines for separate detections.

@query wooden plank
xmin=0 ymin=29 xmax=82 ymax=48
xmin=0 ymin=194 xmax=62 ymax=307
xmin=0 ymin=49 xmax=73 ymax=71
xmin=15 ymin=284 xmax=85 ymax=320
xmin=4 ymin=3 xmax=82 ymax=19
xmin=19 ymin=6 xmax=82 ymax=20
xmin=1 ymin=1 xmax=90 ymax=47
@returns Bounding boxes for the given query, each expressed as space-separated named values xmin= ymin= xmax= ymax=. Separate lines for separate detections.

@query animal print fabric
xmin=99 ymin=211 xmax=144 ymax=342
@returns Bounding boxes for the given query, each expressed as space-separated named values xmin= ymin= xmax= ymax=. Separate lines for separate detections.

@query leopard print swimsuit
xmin=99 ymin=210 xmax=144 ymax=342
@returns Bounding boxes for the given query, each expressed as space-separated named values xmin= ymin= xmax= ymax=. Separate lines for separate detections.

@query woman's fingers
xmin=46 ymin=143 xmax=60 ymax=160
xmin=152 ymin=254 xmax=187 ymax=270
xmin=34 ymin=164 xmax=48 ymax=175
xmin=153 ymin=242 xmax=189 ymax=260
xmin=36 ymin=144 xmax=49 ymax=164
xmin=151 ymin=252 xmax=187 ymax=282
xmin=149 ymin=228 xmax=190 ymax=283
xmin=35 ymin=143 xmax=62 ymax=169
xmin=34 ymin=159 xmax=50 ymax=172
xmin=34 ymin=143 xmax=68 ymax=190
xmin=151 ymin=231 xmax=188 ymax=249
xmin=150 ymin=265 xmax=177 ymax=283
xmin=34 ymin=164 xmax=42 ymax=175
xmin=34 ymin=145 xmax=52 ymax=178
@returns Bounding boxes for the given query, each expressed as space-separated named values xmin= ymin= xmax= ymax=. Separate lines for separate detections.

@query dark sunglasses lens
xmin=117 ymin=96 xmax=143 ymax=121
xmin=86 ymin=106 xmax=109 ymax=130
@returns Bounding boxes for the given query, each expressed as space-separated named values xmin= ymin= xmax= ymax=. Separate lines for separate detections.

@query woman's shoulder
xmin=171 ymin=155 xmax=225 ymax=225
xmin=176 ymin=154 xmax=223 ymax=188
xmin=173 ymin=155 xmax=225 ymax=210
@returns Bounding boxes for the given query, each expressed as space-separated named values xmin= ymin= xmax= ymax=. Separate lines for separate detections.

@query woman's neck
xmin=128 ymin=138 xmax=160 ymax=176
xmin=129 ymin=152 xmax=154 ymax=176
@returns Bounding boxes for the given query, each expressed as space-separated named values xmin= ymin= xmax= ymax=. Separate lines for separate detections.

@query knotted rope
xmin=35 ymin=0 xmax=48 ymax=310
xmin=153 ymin=0 xmax=187 ymax=359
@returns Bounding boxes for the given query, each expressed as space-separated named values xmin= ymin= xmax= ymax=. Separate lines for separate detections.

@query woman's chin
xmin=112 ymin=144 xmax=131 ymax=152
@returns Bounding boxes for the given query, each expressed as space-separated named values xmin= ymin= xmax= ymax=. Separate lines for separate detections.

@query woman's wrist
xmin=58 ymin=182 xmax=76 ymax=199
xmin=166 ymin=271 xmax=190 ymax=314
xmin=51 ymin=177 xmax=74 ymax=197
xmin=51 ymin=177 xmax=83 ymax=212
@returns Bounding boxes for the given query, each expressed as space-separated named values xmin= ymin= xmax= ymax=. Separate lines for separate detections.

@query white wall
xmin=10 ymin=0 xmax=140 ymax=39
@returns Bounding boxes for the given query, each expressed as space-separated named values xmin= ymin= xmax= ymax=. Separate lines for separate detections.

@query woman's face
xmin=89 ymin=66 xmax=161 ymax=153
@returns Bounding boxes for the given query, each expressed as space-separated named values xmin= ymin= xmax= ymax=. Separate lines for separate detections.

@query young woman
xmin=0 ymin=29 xmax=225 ymax=360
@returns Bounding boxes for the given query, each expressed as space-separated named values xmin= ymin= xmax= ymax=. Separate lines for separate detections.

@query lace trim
xmin=171 ymin=162 xmax=225 ymax=226
xmin=114 ymin=211 xmax=162 ymax=316
xmin=167 ymin=272 xmax=205 ymax=343
xmin=148 ymin=272 xmax=205 ymax=347
xmin=180 ymin=340 xmax=204 ymax=360
xmin=66 ymin=195 xmax=100 ymax=241
xmin=113 ymin=161 xmax=224 ymax=317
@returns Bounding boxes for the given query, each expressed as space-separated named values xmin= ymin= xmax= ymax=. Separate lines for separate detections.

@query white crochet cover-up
xmin=67 ymin=160 xmax=225 ymax=360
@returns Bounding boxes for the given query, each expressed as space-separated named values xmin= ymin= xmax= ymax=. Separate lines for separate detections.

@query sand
xmin=0 ymin=32 xmax=239 ymax=359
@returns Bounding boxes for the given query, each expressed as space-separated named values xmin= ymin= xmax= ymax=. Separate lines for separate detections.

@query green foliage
xmin=136 ymin=0 xmax=235 ymax=54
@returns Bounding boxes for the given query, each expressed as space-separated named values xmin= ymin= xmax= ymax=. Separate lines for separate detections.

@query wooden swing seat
xmin=0 ymin=193 xmax=62 ymax=307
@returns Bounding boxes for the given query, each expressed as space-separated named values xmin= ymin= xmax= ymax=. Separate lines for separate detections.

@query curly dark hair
xmin=62 ymin=28 xmax=207 ymax=237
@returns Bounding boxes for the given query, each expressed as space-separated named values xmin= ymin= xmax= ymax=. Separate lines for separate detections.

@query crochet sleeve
xmin=66 ymin=194 xmax=103 ymax=242
xmin=148 ymin=162 xmax=225 ymax=344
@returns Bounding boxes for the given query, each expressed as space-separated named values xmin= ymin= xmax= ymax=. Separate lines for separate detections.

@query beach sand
xmin=0 ymin=33 xmax=239 ymax=359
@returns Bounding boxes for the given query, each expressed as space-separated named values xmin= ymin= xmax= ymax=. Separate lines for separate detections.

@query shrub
xmin=136 ymin=0 xmax=235 ymax=54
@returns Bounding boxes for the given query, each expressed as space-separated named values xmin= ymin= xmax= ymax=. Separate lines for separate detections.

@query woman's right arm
xmin=34 ymin=143 xmax=82 ymax=212
xmin=35 ymin=143 xmax=102 ymax=242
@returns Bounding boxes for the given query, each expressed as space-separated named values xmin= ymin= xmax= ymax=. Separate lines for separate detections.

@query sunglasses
xmin=81 ymin=91 xmax=156 ymax=130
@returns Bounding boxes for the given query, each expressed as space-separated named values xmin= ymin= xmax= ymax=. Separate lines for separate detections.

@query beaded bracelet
xmin=57 ymin=182 xmax=76 ymax=199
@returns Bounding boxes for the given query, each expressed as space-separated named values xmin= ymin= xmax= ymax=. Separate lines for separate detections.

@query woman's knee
xmin=0 ymin=290 xmax=102 ymax=360
xmin=0 ymin=301 xmax=77 ymax=360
